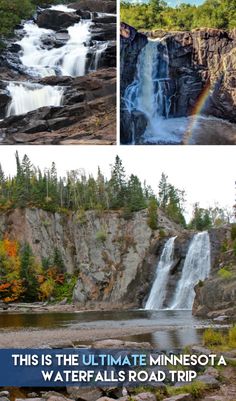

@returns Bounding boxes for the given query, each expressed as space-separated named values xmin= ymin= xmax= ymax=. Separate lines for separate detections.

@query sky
xmin=128 ymin=0 xmax=205 ymax=6
xmin=0 ymin=146 xmax=234 ymax=221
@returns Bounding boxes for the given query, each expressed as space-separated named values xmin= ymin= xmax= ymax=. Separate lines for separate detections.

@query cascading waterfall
xmin=171 ymin=231 xmax=211 ymax=310
xmin=6 ymin=82 xmax=64 ymax=116
xmin=3 ymin=4 xmax=112 ymax=118
xmin=145 ymin=237 xmax=176 ymax=310
xmin=18 ymin=20 xmax=92 ymax=78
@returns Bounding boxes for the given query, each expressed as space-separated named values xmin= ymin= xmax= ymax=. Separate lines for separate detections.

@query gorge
xmin=0 ymin=207 xmax=234 ymax=320
xmin=120 ymin=23 xmax=236 ymax=145
xmin=0 ymin=1 xmax=116 ymax=144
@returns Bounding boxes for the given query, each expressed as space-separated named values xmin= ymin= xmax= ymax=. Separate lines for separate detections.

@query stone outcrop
xmin=0 ymin=68 xmax=116 ymax=145
xmin=193 ymin=226 xmax=236 ymax=318
xmin=37 ymin=9 xmax=80 ymax=30
xmin=69 ymin=0 xmax=116 ymax=14
xmin=120 ymin=24 xmax=236 ymax=143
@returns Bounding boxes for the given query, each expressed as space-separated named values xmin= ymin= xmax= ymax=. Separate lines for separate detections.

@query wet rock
xmin=37 ymin=9 xmax=80 ymax=31
xmin=90 ymin=23 xmax=116 ymax=41
xmin=0 ymin=90 xmax=11 ymax=117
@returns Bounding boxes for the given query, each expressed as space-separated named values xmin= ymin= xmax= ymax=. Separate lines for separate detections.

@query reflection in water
xmin=0 ymin=309 xmax=225 ymax=349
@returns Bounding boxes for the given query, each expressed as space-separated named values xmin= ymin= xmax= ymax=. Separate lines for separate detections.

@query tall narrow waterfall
xmin=171 ymin=232 xmax=211 ymax=310
xmin=6 ymin=82 xmax=64 ymax=116
xmin=122 ymin=38 xmax=190 ymax=144
xmin=145 ymin=237 xmax=176 ymax=310
xmin=124 ymin=39 xmax=170 ymax=119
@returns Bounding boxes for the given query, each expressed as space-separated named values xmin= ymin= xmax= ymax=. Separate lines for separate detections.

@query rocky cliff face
xmin=120 ymin=25 xmax=236 ymax=143
xmin=193 ymin=226 xmax=236 ymax=319
xmin=1 ymin=208 xmax=233 ymax=314
xmin=0 ymin=208 xmax=183 ymax=308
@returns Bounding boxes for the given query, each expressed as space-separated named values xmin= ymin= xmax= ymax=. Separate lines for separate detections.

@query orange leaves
xmin=0 ymin=279 xmax=24 ymax=303
xmin=3 ymin=237 xmax=18 ymax=258
xmin=0 ymin=282 xmax=11 ymax=292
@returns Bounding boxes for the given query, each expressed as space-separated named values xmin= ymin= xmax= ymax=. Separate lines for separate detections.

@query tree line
xmin=121 ymin=0 xmax=236 ymax=31
xmin=0 ymin=0 xmax=70 ymax=38
xmin=0 ymin=153 xmax=233 ymax=231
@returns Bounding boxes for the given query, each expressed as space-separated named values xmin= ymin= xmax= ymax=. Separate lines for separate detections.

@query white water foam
xmin=6 ymin=82 xmax=64 ymax=116
xmin=17 ymin=19 xmax=92 ymax=77
xmin=145 ymin=237 xmax=176 ymax=310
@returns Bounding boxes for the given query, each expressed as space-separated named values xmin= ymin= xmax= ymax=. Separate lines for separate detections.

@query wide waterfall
xmin=171 ymin=232 xmax=211 ymax=310
xmin=6 ymin=82 xmax=64 ymax=116
xmin=145 ymin=237 xmax=176 ymax=310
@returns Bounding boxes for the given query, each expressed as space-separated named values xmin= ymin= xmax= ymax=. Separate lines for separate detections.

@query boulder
xmin=195 ymin=375 xmax=220 ymax=389
xmin=69 ymin=0 xmax=116 ymax=13
xmin=37 ymin=9 xmax=80 ymax=31
xmin=133 ymin=393 xmax=157 ymax=401
xmin=66 ymin=387 xmax=102 ymax=401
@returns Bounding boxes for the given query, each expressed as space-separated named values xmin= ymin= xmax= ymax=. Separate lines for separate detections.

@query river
xmin=0 ymin=309 xmax=226 ymax=349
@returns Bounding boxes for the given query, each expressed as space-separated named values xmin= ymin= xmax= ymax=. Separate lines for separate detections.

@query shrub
xmin=147 ymin=197 xmax=158 ymax=230
xmin=96 ymin=229 xmax=107 ymax=243
xmin=167 ymin=382 xmax=206 ymax=398
xmin=220 ymin=240 xmax=228 ymax=253
xmin=218 ymin=267 xmax=233 ymax=280
xmin=203 ymin=328 xmax=224 ymax=346
xmin=231 ymin=224 xmax=236 ymax=241
xmin=229 ymin=326 xmax=236 ymax=348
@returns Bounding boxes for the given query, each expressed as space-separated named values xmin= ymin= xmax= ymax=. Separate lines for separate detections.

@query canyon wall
xmin=0 ymin=208 xmax=183 ymax=308
xmin=120 ymin=24 xmax=236 ymax=143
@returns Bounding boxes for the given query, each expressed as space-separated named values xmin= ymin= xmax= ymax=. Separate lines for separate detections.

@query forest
xmin=0 ymin=153 xmax=233 ymax=230
xmin=0 ymin=153 xmax=234 ymax=304
xmin=0 ymin=0 xmax=70 ymax=37
xmin=120 ymin=0 xmax=236 ymax=31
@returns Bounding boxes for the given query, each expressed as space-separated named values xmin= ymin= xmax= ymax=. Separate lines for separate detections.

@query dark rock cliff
xmin=120 ymin=24 xmax=236 ymax=143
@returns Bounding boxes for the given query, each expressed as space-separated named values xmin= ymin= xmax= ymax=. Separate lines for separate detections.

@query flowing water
xmin=145 ymin=237 xmax=176 ymax=310
xmin=0 ymin=309 xmax=224 ymax=349
xmin=171 ymin=232 xmax=211 ymax=310
xmin=123 ymin=38 xmax=236 ymax=144
xmin=17 ymin=20 xmax=92 ymax=78
xmin=4 ymin=4 xmax=112 ymax=117
xmin=6 ymin=82 xmax=64 ymax=116
xmin=145 ymin=232 xmax=211 ymax=311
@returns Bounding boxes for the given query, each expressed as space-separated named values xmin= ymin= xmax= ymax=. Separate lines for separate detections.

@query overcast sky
xmin=127 ymin=0 xmax=204 ymax=6
xmin=0 ymin=146 xmax=234 ymax=220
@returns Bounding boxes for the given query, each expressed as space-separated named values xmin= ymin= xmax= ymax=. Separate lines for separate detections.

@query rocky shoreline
xmin=0 ymin=338 xmax=236 ymax=400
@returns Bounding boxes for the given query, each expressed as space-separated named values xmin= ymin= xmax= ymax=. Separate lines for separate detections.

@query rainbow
xmin=183 ymin=80 xmax=213 ymax=144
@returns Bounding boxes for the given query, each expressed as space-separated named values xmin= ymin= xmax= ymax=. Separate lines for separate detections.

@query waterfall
xmin=18 ymin=20 xmax=92 ymax=78
xmin=6 ymin=82 xmax=64 ymax=116
xmin=145 ymin=237 xmax=176 ymax=310
xmin=124 ymin=39 xmax=171 ymax=121
xmin=49 ymin=5 xmax=76 ymax=12
xmin=171 ymin=232 xmax=211 ymax=310
xmin=123 ymin=38 xmax=191 ymax=144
